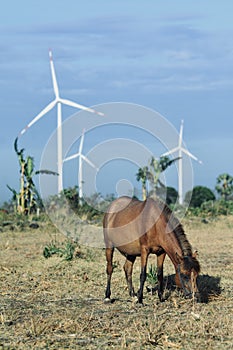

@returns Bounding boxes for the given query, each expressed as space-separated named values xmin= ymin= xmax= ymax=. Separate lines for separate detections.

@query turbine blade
xmin=162 ymin=147 xmax=179 ymax=157
xmin=81 ymin=155 xmax=98 ymax=169
xmin=79 ymin=131 xmax=85 ymax=154
xmin=181 ymin=148 xmax=203 ymax=164
xmin=49 ymin=50 xmax=59 ymax=99
xmin=63 ymin=153 xmax=80 ymax=162
xmin=18 ymin=100 xmax=57 ymax=136
xmin=179 ymin=120 xmax=184 ymax=148
xmin=60 ymin=98 xmax=104 ymax=116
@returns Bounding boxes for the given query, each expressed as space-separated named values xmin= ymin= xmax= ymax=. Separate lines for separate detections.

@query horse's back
xmin=103 ymin=196 xmax=159 ymax=251
xmin=103 ymin=196 xmax=145 ymax=227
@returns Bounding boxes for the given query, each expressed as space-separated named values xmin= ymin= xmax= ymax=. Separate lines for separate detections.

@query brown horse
xmin=103 ymin=196 xmax=200 ymax=303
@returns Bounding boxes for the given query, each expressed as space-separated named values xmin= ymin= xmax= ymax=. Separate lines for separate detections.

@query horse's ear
xmin=176 ymin=252 xmax=183 ymax=263
xmin=192 ymin=250 xmax=198 ymax=259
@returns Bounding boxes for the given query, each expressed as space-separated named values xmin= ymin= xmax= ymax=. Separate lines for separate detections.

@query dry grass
xmin=0 ymin=217 xmax=232 ymax=349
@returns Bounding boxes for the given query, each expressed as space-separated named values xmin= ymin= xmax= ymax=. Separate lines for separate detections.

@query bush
xmin=186 ymin=199 xmax=233 ymax=217
xmin=185 ymin=186 xmax=216 ymax=208
xmin=166 ymin=186 xmax=178 ymax=205
xmin=43 ymin=240 xmax=81 ymax=261
xmin=46 ymin=188 xmax=115 ymax=224
xmin=201 ymin=199 xmax=233 ymax=216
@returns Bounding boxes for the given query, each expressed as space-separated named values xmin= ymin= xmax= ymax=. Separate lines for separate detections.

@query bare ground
xmin=0 ymin=217 xmax=232 ymax=349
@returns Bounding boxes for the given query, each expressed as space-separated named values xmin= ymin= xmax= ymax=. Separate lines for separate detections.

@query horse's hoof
xmin=136 ymin=300 xmax=145 ymax=307
xmin=131 ymin=296 xmax=144 ymax=307
xmin=104 ymin=298 xmax=111 ymax=303
xmin=158 ymin=294 xmax=165 ymax=302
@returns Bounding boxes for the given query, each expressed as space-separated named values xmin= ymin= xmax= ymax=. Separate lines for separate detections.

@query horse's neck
xmin=161 ymin=231 xmax=182 ymax=268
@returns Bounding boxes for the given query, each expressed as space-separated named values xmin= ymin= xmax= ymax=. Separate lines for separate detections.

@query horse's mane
xmin=155 ymin=199 xmax=192 ymax=257
xmin=154 ymin=199 xmax=200 ymax=273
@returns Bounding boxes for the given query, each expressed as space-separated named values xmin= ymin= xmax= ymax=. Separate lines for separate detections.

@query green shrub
xmin=43 ymin=240 xmax=79 ymax=261
xmin=147 ymin=264 xmax=158 ymax=287
xmin=185 ymin=186 xmax=216 ymax=208
xmin=186 ymin=199 xmax=233 ymax=217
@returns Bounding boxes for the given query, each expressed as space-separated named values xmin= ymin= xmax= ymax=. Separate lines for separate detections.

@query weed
xmin=147 ymin=264 xmax=158 ymax=288
xmin=43 ymin=240 xmax=78 ymax=261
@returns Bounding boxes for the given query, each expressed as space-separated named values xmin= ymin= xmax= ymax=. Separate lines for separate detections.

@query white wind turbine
xmin=18 ymin=50 xmax=104 ymax=193
xmin=63 ymin=129 xmax=98 ymax=201
xmin=162 ymin=120 xmax=202 ymax=205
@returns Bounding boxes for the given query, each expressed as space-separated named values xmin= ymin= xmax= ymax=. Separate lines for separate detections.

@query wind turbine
xmin=162 ymin=120 xmax=202 ymax=205
xmin=63 ymin=129 xmax=98 ymax=201
xmin=18 ymin=50 xmax=104 ymax=193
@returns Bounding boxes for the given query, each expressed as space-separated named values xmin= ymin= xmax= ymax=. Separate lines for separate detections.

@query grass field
xmin=0 ymin=216 xmax=232 ymax=349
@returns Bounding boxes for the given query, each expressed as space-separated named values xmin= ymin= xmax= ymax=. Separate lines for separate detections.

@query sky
xmin=1 ymin=0 xmax=233 ymax=204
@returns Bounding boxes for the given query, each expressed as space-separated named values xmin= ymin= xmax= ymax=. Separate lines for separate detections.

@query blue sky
xmin=1 ymin=1 xmax=233 ymax=204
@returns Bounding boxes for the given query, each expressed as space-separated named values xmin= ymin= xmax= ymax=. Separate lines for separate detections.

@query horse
xmin=103 ymin=196 xmax=200 ymax=304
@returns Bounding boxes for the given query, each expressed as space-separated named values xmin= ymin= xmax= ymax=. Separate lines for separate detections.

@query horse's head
xmin=175 ymin=251 xmax=200 ymax=300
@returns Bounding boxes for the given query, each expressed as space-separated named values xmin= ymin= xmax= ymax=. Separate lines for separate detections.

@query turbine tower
xmin=162 ymin=120 xmax=202 ymax=205
xmin=18 ymin=50 xmax=104 ymax=193
xmin=63 ymin=130 xmax=98 ymax=201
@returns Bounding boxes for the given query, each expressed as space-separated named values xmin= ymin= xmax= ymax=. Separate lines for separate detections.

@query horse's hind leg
xmin=105 ymin=247 xmax=114 ymax=301
xmin=124 ymin=256 xmax=136 ymax=297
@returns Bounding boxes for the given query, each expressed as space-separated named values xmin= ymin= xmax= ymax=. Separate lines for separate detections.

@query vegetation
xmin=184 ymin=186 xmax=216 ymax=208
xmin=0 ymin=139 xmax=233 ymax=348
xmin=165 ymin=186 xmax=179 ymax=205
xmin=43 ymin=240 xmax=79 ymax=261
xmin=215 ymin=173 xmax=233 ymax=200
xmin=136 ymin=166 xmax=150 ymax=200
xmin=187 ymin=199 xmax=233 ymax=218
xmin=7 ymin=138 xmax=58 ymax=215
xmin=136 ymin=155 xmax=179 ymax=200
xmin=46 ymin=187 xmax=114 ymax=223
xmin=3 ymin=139 xmax=233 ymax=223
xmin=156 ymin=186 xmax=178 ymax=205
xmin=146 ymin=264 xmax=158 ymax=289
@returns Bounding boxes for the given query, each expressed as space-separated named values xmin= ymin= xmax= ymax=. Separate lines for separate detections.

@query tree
xmin=62 ymin=186 xmax=80 ymax=211
xmin=184 ymin=186 xmax=216 ymax=208
xmin=136 ymin=166 xmax=150 ymax=200
xmin=215 ymin=173 xmax=233 ymax=200
xmin=149 ymin=156 xmax=180 ymax=196
xmin=136 ymin=156 xmax=179 ymax=200
xmin=166 ymin=187 xmax=179 ymax=205
xmin=8 ymin=138 xmax=58 ymax=215
xmin=154 ymin=186 xmax=178 ymax=205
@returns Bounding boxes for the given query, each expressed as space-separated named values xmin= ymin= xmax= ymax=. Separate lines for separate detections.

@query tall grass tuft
xmin=43 ymin=240 xmax=79 ymax=261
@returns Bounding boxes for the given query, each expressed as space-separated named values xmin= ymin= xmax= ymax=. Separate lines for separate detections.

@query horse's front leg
xmin=124 ymin=255 xmax=136 ymax=297
xmin=105 ymin=247 xmax=114 ymax=301
xmin=157 ymin=252 xmax=166 ymax=302
xmin=137 ymin=247 xmax=149 ymax=304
